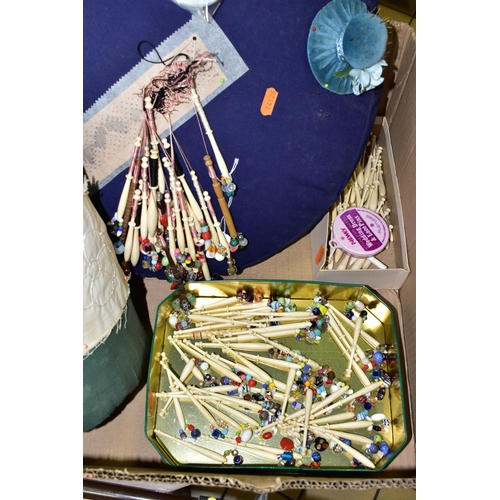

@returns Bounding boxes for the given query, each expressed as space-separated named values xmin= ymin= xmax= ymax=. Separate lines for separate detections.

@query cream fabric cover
xmin=83 ymin=188 xmax=129 ymax=358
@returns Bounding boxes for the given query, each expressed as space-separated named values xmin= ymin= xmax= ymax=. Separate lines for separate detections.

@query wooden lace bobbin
xmin=178 ymin=319 xmax=311 ymax=339
xmin=214 ymin=326 xmax=304 ymax=343
xmin=208 ymin=336 xmax=287 ymax=392
xmin=147 ymin=144 xmax=160 ymax=240
xmin=204 ymin=154 xmax=238 ymax=242
xmin=139 ymin=166 xmax=150 ymax=241
xmin=197 ymin=399 xmax=260 ymax=429
xmin=326 ymin=323 xmax=370 ymax=386
xmin=173 ymin=326 xmax=302 ymax=342
xmin=228 ymin=440 xmax=302 ymax=461
xmin=191 ymin=87 xmax=231 ymax=180
xmin=158 ymin=353 xmax=201 ymax=416
xmin=163 ymin=190 xmax=178 ymax=261
xmin=191 ymin=387 xmax=263 ymax=413
xmin=124 ymin=190 xmax=142 ymax=265
xmin=336 ymin=252 xmax=352 ymax=270
xmin=237 ymin=352 xmax=302 ymax=371
xmin=154 ymin=429 xmax=228 ymax=464
xmin=210 ymin=351 xmax=287 ymax=394
xmin=159 ymin=356 xmax=219 ymax=428
xmin=280 ymin=368 xmax=297 ymax=421
xmin=308 ymin=424 xmax=373 ymax=446
xmin=177 ymin=339 xmax=242 ymax=383
xmin=301 ymin=388 xmax=313 ymax=450
xmin=195 ymin=400 xmax=243 ymax=431
xmin=190 ymin=303 xmax=270 ymax=316
xmin=173 ymin=322 xmax=249 ymax=337
xmin=190 ymin=170 xmax=219 ymax=246
xmin=315 ymin=420 xmax=373 ymax=431
xmin=189 ymin=296 xmax=240 ymax=313
xmin=191 ymin=396 xmax=259 ymax=429
xmin=286 ymin=388 xmax=351 ymax=424
xmin=203 ymin=190 xmax=230 ymax=256
xmin=228 ymin=444 xmax=284 ymax=463
xmin=327 ymin=305 xmax=381 ymax=350
xmin=163 ymin=154 xmax=186 ymax=254
xmin=168 ymin=337 xmax=205 ymax=382
xmin=327 ymin=310 xmax=365 ymax=362
xmin=344 ymin=316 xmax=364 ymax=381
xmin=187 ymin=313 xmax=248 ymax=326
xmin=117 ymin=135 xmax=143 ymax=220
xmin=165 ymin=368 xmax=186 ymax=428
xmin=176 ymin=182 xmax=198 ymax=261
xmin=196 ymin=342 xmax=272 ymax=352
xmin=308 ymin=412 xmax=355 ymax=425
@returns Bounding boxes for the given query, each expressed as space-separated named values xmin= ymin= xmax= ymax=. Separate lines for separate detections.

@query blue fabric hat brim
xmin=307 ymin=0 xmax=383 ymax=94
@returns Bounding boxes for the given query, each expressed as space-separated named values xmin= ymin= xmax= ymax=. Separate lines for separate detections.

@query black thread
xmin=137 ymin=40 xmax=189 ymax=66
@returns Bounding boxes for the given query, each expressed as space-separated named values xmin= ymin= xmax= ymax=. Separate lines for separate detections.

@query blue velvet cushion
xmin=85 ymin=0 xmax=381 ymax=277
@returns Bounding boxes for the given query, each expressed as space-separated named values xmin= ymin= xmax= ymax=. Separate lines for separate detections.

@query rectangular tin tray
xmin=145 ymin=279 xmax=409 ymax=473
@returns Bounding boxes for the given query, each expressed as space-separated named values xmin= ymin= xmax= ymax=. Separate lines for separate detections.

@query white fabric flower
xmin=349 ymin=60 xmax=388 ymax=95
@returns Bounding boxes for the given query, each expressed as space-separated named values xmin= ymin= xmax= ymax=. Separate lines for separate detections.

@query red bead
xmin=262 ymin=432 xmax=273 ymax=440
xmin=187 ymin=424 xmax=194 ymax=431
xmin=280 ymin=437 xmax=294 ymax=450
xmin=235 ymin=436 xmax=242 ymax=443
xmin=248 ymin=379 xmax=257 ymax=387
xmin=160 ymin=214 xmax=169 ymax=227
xmin=312 ymin=27 xmax=317 ymax=31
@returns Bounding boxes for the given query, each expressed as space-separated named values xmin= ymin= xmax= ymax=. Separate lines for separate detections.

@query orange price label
xmin=315 ymin=245 xmax=325 ymax=266
xmin=260 ymin=87 xmax=279 ymax=116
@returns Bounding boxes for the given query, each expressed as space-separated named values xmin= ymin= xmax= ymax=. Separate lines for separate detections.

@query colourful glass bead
xmin=314 ymin=437 xmax=329 ymax=451
xmin=311 ymin=451 xmax=321 ymax=462
xmin=262 ymin=432 xmax=273 ymax=440
xmin=309 ymin=461 xmax=321 ymax=468
xmin=280 ymin=437 xmax=294 ymax=450
xmin=373 ymin=351 xmax=384 ymax=364
xmin=372 ymin=434 xmax=383 ymax=444
xmin=190 ymin=428 xmax=201 ymax=438
xmin=369 ymin=444 xmax=379 ymax=453
xmin=379 ymin=442 xmax=390 ymax=455
xmin=280 ymin=451 xmax=293 ymax=461
xmin=364 ymin=402 xmax=372 ymax=410
xmin=211 ymin=429 xmax=221 ymax=439
xmin=233 ymin=454 xmax=244 ymax=465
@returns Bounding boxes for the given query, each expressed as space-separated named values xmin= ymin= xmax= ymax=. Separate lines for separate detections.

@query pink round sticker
xmin=331 ymin=207 xmax=389 ymax=258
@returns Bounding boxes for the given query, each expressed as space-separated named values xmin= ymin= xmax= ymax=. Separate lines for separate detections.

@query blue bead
xmin=191 ymin=428 xmax=201 ymax=438
xmin=227 ymin=390 xmax=238 ymax=395
xmin=281 ymin=451 xmax=293 ymax=461
xmin=233 ymin=454 xmax=244 ymax=465
xmin=373 ymin=351 xmax=384 ymax=364
xmin=311 ymin=451 xmax=321 ymax=462
xmin=211 ymin=429 xmax=221 ymax=439
xmin=379 ymin=442 xmax=390 ymax=455
xmin=369 ymin=444 xmax=379 ymax=453
xmin=364 ymin=402 xmax=372 ymax=410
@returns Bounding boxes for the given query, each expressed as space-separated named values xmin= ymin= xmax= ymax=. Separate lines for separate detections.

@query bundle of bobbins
xmin=153 ymin=284 xmax=398 ymax=469
xmin=107 ymin=48 xmax=248 ymax=281
xmin=324 ymin=131 xmax=394 ymax=271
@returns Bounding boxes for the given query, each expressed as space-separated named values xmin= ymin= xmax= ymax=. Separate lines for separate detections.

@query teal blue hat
xmin=307 ymin=0 xmax=388 ymax=95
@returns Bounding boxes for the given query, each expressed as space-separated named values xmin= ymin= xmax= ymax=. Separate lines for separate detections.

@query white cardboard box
xmin=310 ymin=115 xmax=410 ymax=289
